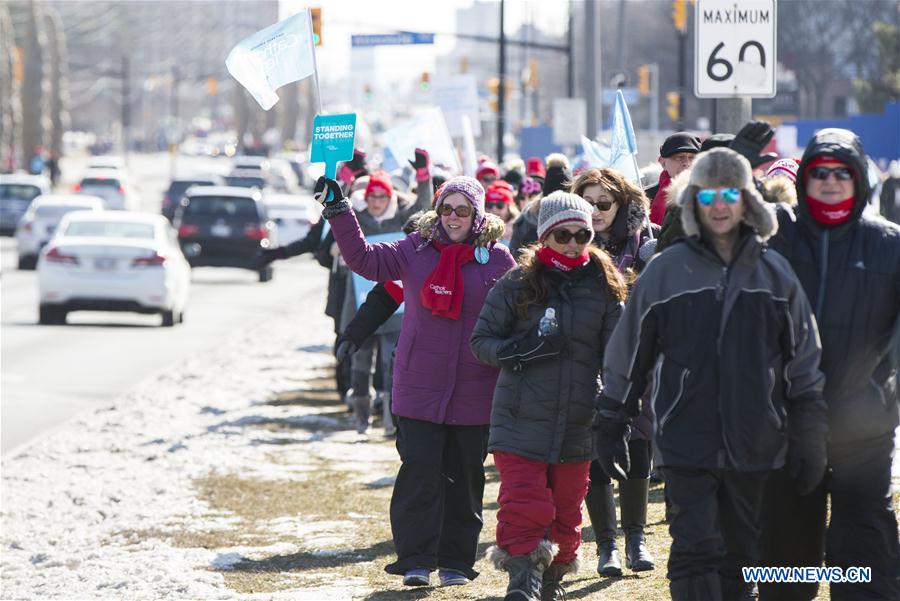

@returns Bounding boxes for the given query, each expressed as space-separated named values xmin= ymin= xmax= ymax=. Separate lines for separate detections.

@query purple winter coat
xmin=329 ymin=209 xmax=516 ymax=425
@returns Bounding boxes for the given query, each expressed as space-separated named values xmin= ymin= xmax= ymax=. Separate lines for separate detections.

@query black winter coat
xmin=769 ymin=128 xmax=900 ymax=443
xmin=470 ymin=258 xmax=623 ymax=464
xmin=339 ymin=282 xmax=401 ymax=348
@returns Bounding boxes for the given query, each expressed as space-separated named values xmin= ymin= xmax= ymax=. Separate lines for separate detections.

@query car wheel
xmin=39 ymin=304 xmax=65 ymax=325
xmin=161 ymin=309 xmax=176 ymax=327
xmin=18 ymin=255 xmax=36 ymax=270
xmin=258 ymin=265 xmax=273 ymax=283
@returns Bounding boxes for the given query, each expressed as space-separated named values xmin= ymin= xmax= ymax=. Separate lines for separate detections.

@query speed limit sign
xmin=694 ymin=0 xmax=777 ymax=98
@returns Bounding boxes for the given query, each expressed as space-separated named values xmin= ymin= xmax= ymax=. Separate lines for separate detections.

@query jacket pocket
xmin=765 ymin=367 xmax=784 ymax=431
xmin=657 ymin=366 xmax=690 ymax=436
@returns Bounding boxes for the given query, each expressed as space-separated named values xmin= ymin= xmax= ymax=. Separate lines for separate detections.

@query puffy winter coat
xmin=508 ymin=200 xmax=539 ymax=258
xmin=328 ymin=208 xmax=516 ymax=425
xmin=769 ymin=128 xmax=900 ymax=443
xmin=470 ymin=251 xmax=623 ymax=464
xmin=599 ymin=177 xmax=827 ymax=471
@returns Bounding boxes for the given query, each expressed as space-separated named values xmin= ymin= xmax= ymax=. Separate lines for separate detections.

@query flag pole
xmin=307 ymin=10 xmax=323 ymax=114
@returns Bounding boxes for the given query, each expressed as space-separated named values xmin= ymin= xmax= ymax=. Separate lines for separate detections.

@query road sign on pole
xmin=694 ymin=0 xmax=777 ymax=98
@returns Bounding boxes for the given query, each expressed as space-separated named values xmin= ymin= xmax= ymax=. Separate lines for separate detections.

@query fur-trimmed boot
xmin=620 ymin=478 xmax=655 ymax=572
xmin=584 ymin=484 xmax=622 ymax=576
xmin=541 ymin=554 xmax=581 ymax=601
xmin=488 ymin=539 xmax=557 ymax=601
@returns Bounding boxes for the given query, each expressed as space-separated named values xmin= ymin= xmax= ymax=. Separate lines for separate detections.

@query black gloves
xmin=314 ymin=176 xmax=345 ymax=205
xmin=256 ymin=246 xmax=288 ymax=267
xmin=787 ymin=408 xmax=828 ymax=495
xmin=594 ymin=408 xmax=632 ymax=481
xmin=497 ymin=329 xmax=566 ymax=371
xmin=335 ymin=339 xmax=358 ymax=363
xmin=730 ymin=120 xmax=778 ymax=168
xmin=408 ymin=147 xmax=430 ymax=171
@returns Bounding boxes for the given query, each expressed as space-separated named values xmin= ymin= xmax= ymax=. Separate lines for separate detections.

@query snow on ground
xmin=1 ymin=291 xmax=381 ymax=600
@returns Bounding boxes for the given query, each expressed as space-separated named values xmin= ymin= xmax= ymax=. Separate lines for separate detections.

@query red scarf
xmin=537 ymin=246 xmax=590 ymax=272
xmin=649 ymin=170 xmax=672 ymax=225
xmin=420 ymin=240 xmax=475 ymax=320
xmin=806 ymin=194 xmax=854 ymax=226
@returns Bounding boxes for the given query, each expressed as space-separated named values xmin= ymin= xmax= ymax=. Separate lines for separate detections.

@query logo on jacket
xmin=429 ymin=284 xmax=452 ymax=295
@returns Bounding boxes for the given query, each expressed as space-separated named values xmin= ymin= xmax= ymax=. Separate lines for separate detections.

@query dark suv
xmin=174 ymin=186 xmax=275 ymax=282
xmin=162 ymin=175 xmax=225 ymax=221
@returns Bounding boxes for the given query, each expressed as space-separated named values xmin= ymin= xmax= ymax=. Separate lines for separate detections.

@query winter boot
xmin=348 ymin=388 xmax=372 ymax=434
xmin=584 ymin=484 xmax=622 ymax=576
xmin=620 ymin=478 xmax=655 ymax=572
xmin=541 ymin=555 xmax=580 ymax=601
xmin=381 ymin=391 xmax=396 ymax=437
xmin=489 ymin=539 xmax=557 ymax=601
xmin=670 ymin=572 xmax=722 ymax=601
xmin=721 ymin=576 xmax=759 ymax=600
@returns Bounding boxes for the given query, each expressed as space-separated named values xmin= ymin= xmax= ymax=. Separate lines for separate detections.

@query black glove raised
xmin=730 ymin=120 xmax=777 ymax=168
xmin=314 ymin=176 xmax=346 ymax=206
xmin=787 ymin=412 xmax=828 ymax=495
xmin=593 ymin=408 xmax=631 ymax=481
xmin=255 ymin=246 xmax=288 ymax=267
xmin=496 ymin=328 xmax=566 ymax=371
xmin=408 ymin=147 xmax=430 ymax=171
xmin=335 ymin=339 xmax=358 ymax=363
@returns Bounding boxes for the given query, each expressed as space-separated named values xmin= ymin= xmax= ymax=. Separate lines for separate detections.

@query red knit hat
xmin=365 ymin=170 xmax=393 ymax=198
xmin=526 ymin=156 xmax=546 ymax=178
xmin=476 ymin=161 xmax=500 ymax=180
xmin=485 ymin=181 xmax=515 ymax=205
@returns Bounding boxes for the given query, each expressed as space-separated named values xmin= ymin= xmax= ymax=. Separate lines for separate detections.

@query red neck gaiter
xmin=537 ymin=246 xmax=590 ymax=272
xmin=420 ymin=240 xmax=475 ymax=320
xmin=806 ymin=194 xmax=854 ymax=226
xmin=649 ymin=170 xmax=672 ymax=225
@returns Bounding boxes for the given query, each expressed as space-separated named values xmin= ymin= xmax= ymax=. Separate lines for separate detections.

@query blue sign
xmin=351 ymin=232 xmax=406 ymax=314
xmin=310 ymin=113 xmax=357 ymax=179
xmin=351 ymin=32 xmax=435 ymax=48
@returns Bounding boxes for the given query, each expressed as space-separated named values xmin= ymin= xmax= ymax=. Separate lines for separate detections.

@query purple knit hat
xmin=435 ymin=176 xmax=486 ymax=230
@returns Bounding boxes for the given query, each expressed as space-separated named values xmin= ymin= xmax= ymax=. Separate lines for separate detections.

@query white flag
xmin=225 ymin=11 xmax=316 ymax=111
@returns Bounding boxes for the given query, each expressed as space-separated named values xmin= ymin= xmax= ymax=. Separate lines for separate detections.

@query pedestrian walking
xmin=485 ymin=180 xmax=519 ymax=246
xmin=646 ymin=133 xmax=700 ymax=225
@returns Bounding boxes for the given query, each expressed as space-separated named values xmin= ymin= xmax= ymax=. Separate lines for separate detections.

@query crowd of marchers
xmin=257 ymin=123 xmax=900 ymax=601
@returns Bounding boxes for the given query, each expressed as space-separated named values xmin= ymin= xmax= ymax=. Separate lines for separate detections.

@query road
xmin=1 ymin=152 xmax=328 ymax=454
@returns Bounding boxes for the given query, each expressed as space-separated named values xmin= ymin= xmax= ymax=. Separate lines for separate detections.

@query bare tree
xmin=43 ymin=6 xmax=69 ymax=160
xmin=17 ymin=1 xmax=49 ymax=170
xmin=0 ymin=4 xmax=22 ymax=172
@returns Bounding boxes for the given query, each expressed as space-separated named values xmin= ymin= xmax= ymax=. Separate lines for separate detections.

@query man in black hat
xmin=647 ymin=132 xmax=701 ymax=225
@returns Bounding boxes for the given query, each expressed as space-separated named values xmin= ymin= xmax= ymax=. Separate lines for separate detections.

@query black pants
xmin=663 ymin=467 xmax=769 ymax=601
xmin=760 ymin=432 xmax=900 ymax=600
xmin=385 ymin=417 xmax=489 ymax=579
xmin=590 ymin=438 xmax=652 ymax=485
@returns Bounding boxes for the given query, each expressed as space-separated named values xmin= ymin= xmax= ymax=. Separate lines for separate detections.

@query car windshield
xmin=64 ymin=221 xmax=155 ymax=239
xmin=81 ymin=178 xmax=121 ymax=188
xmin=184 ymin=196 xmax=259 ymax=219
xmin=168 ymin=180 xmax=214 ymax=198
xmin=35 ymin=205 xmax=94 ymax=220
xmin=225 ymin=175 xmax=265 ymax=188
xmin=1 ymin=184 xmax=42 ymax=201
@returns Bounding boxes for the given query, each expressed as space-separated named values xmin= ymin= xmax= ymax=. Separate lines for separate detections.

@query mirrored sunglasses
xmin=551 ymin=228 xmax=592 ymax=244
xmin=696 ymin=187 xmax=741 ymax=206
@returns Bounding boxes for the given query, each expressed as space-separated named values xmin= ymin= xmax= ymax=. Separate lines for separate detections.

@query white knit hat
xmin=537 ymin=191 xmax=595 ymax=242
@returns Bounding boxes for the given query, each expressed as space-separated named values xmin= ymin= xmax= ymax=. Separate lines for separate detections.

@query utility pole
xmin=566 ymin=6 xmax=574 ymax=98
xmin=121 ymin=54 xmax=130 ymax=162
xmin=712 ymin=98 xmax=752 ymax=134
xmin=496 ymin=0 xmax=506 ymax=162
xmin=169 ymin=66 xmax=180 ymax=179
xmin=585 ymin=0 xmax=598 ymax=138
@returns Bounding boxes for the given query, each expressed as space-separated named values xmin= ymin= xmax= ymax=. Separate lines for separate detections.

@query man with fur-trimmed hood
xmin=593 ymin=148 xmax=828 ymax=600
xmin=759 ymin=128 xmax=900 ymax=601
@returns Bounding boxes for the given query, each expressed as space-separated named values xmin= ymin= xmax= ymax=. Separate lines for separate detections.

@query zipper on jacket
xmin=814 ymin=230 xmax=829 ymax=318
xmin=658 ymin=368 xmax=690 ymax=436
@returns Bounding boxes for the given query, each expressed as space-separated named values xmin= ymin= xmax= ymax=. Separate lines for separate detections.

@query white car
xmin=75 ymin=169 xmax=138 ymax=210
xmin=262 ymin=193 xmax=322 ymax=246
xmin=38 ymin=212 xmax=191 ymax=326
xmin=16 ymin=194 xmax=105 ymax=269
xmin=0 ymin=173 xmax=52 ymax=234
xmin=86 ymin=155 xmax=126 ymax=172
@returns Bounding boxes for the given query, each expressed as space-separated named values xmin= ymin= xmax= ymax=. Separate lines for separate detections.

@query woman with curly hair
xmin=470 ymin=191 xmax=627 ymax=600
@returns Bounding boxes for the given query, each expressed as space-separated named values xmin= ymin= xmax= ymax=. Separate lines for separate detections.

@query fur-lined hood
xmin=415 ymin=210 xmax=507 ymax=246
xmin=663 ymin=149 xmax=794 ymax=241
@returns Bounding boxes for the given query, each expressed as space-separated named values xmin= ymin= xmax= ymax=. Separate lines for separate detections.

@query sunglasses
xmin=438 ymin=203 xmax=473 ymax=218
xmin=485 ymin=202 xmax=507 ymax=210
xmin=696 ymin=188 xmax=741 ymax=206
xmin=589 ymin=200 xmax=614 ymax=212
xmin=551 ymin=228 xmax=592 ymax=245
xmin=809 ymin=166 xmax=853 ymax=181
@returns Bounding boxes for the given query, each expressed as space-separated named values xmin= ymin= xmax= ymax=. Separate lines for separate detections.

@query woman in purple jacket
xmin=315 ymin=175 xmax=516 ymax=588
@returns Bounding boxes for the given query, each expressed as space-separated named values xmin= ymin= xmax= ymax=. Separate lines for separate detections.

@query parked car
xmin=224 ymin=169 xmax=267 ymax=190
xmin=262 ymin=193 xmax=321 ymax=246
xmin=231 ymin=155 xmax=269 ymax=171
xmin=0 ymin=174 xmax=52 ymax=235
xmin=174 ymin=186 xmax=275 ymax=282
xmin=37 ymin=211 xmax=191 ymax=326
xmin=75 ymin=169 xmax=138 ymax=210
xmin=161 ymin=175 xmax=225 ymax=221
xmin=16 ymin=194 xmax=105 ymax=269
xmin=86 ymin=155 xmax=126 ymax=172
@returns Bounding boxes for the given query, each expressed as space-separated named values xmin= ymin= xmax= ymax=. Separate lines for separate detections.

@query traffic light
xmin=206 ymin=76 xmax=218 ymax=96
xmin=310 ymin=7 xmax=322 ymax=46
xmin=12 ymin=47 xmax=23 ymax=83
xmin=526 ymin=58 xmax=539 ymax=90
xmin=637 ymin=64 xmax=650 ymax=97
xmin=486 ymin=77 xmax=511 ymax=112
xmin=672 ymin=0 xmax=687 ymax=33
xmin=666 ymin=91 xmax=680 ymax=122
xmin=419 ymin=71 xmax=430 ymax=91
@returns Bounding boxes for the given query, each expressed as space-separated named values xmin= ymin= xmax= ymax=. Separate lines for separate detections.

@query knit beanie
xmin=436 ymin=175 xmax=486 ymax=226
xmin=526 ymin=157 xmax=546 ymax=178
xmin=766 ymin=158 xmax=800 ymax=183
xmin=476 ymin=161 xmax=500 ymax=181
xmin=537 ymin=191 xmax=594 ymax=242
xmin=485 ymin=180 xmax=515 ymax=205
xmin=365 ymin=170 xmax=393 ymax=198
